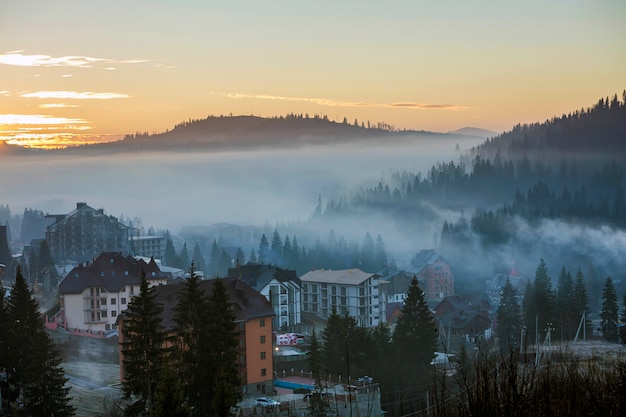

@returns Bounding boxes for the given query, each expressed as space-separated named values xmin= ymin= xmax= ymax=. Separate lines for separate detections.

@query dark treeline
xmin=168 ymin=227 xmax=392 ymax=278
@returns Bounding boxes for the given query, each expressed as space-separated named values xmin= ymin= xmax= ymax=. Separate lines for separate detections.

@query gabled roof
xmin=151 ymin=277 xmax=275 ymax=330
xmin=407 ymin=249 xmax=447 ymax=274
xmin=299 ymin=269 xmax=378 ymax=285
xmin=59 ymin=252 xmax=168 ymax=294
xmin=435 ymin=293 xmax=490 ymax=315
xmin=46 ymin=202 xmax=131 ymax=231
xmin=227 ymin=263 xmax=301 ymax=292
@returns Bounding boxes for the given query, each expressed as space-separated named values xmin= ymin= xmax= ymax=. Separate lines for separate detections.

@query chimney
xmin=76 ymin=202 xmax=87 ymax=210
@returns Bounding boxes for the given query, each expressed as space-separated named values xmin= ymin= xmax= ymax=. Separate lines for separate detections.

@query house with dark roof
xmin=405 ymin=249 xmax=454 ymax=304
xmin=434 ymin=294 xmax=492 ymax=348
xmin=228 ymin=263 xmax=301 ymax=330
xmin=58 ymin=252 xmax=169 ymax=333
xmin=45 ymin=202 xmax=132 ymax=264
xmin=117 ymin=277 xmax=276 ymax=396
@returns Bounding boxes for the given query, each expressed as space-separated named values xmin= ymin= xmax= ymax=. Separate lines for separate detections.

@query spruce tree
xmin=206 ymin=278 xmax=241 ymax=417
xmin=496 ymin=277 xmax=521 ymax=352
xmin=270 ymin=229 xmax=283 ymax=265
xmin=556 ymin=267 xmax=575 ymax=340
xmin=172 ymin=265 xmax=211 ymax=415
xmin=121 ymin=270 xmax=166 ymax=413
xmin=307 ymin=330 xmax=329 ymax=416
xmin=152 ymin=365 xmax=191 ymax=417
xmin=572 ymin=268 xmax=592 ymax=338
xmin=6 ymin=266 xmax=74 ymax=416
xmin=321 ymin=307 xmax=347 ymax=376
xmin=209 ymin=239 xmax=221 ymax=277
xmin=524 ymin=259 xmax=555 ymax=343
xmin=600 ymin=277 xmax=619 ymax=342
xmin=391 ymin=277 xmax=437 ymax=410
xmin=258 ymin=234 xmax=270 ymax=264
xmin=621 ymin=290 xmax=626 ymax=323
xmin=192 ymin=242 xmax=207 ymax=275
xmin=179 ymin=243 xmax=190 ymax=270
xmin=164 ymin=238 xmax=178 ymax=268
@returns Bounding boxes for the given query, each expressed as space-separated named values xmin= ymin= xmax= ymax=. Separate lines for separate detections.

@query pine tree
xmin=556 ymin=267 xmax=575 ymax=340
xmin=209 ymin=239 xmax=221 ymax=277
xmin=179 ymin=243 xmax=190 ymax=270
xmin=270 ymin=229 xmax=283 ymax=265
xmin=164 ymin=238 xmax=178 ymax=267
xmin=172 ymin=265 xmax=211 ymax=415
xmin=392 ymin=277 xmax=437 ymax=403
xmin=621 ymin=290 xmax=626 ymax=323
xmin=6 ymin=267 xmax=74 ymax=416
xmin=374 ymin=234 xmax=388 ymax=273
xmin=206 ymin=278 xmax=241 ymax=417
xmin=360 ymin=232 xmax=376 ymax=272
xmin=121 ymin=270 xmax=166 ymax=413
xmin=524 ymin=259 xmax=555 ymax=343
xmin=572 ymin=268 xmax=592 ymax=338
xmin=152 ymin=365 xmax=191 ymax=417
xmin=258 ymin=234 xmax=270 ymax=264
xmin=496 ymin=277 xmax=521 ymax=352
xmin=321 ymin=307 xmax=347 ymax=376
xmin=307 ymin=330 xmax=329 ymax=416
xmin=248 ymin=248 xmax=258 ymax=264
xmin=600 ymin=277 xmax=619 ymax=342
xmin=192 ymin=242 xmax=207 ymax=275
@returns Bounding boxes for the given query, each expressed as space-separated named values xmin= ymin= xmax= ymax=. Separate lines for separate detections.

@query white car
xmin=256 ymin=397 xmax=281 ymax=407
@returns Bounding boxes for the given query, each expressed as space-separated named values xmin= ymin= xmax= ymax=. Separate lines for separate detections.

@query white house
xmin=58 ymin=252 xmax=169 ymax=333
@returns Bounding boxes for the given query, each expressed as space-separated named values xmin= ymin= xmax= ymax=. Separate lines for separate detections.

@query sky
xmin=0 ymin=0 xmax=624 ymax=148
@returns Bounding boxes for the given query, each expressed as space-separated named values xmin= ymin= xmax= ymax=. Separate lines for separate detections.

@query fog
xmin=1 ymin=134 xmax=482 ymax=244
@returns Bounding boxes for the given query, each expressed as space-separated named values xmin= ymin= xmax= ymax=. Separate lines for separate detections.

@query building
xmin=58 ymin=252 xmax=169 ymax=333
xmin=299 ymin=269 xmax=380 ymax=327
xmin=485 ymin=274 xmax=529 ymax=309
xmin=405 ymin=249 xmax=454 ymax=304
xmin=434 ymin=294 xmax=491 ymax=348
xmin=117 ymin=277 xmax=276 ymax=396
xmin=130 ymin=235 xmax=167 ymax=259
xmin=228 ymin=263 xmax=301 ymax=330
xmin=45 ymin=202 xmax=132 ymax=263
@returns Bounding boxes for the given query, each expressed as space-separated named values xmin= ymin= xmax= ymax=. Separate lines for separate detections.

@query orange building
xmin=117 ymin=277 xmax=275 ymax=396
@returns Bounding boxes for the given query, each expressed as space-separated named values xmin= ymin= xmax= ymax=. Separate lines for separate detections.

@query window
xmin=260 ymin=318 xmax=265 ymax=327
xmin=101 ymin=298 xmax=107 ymax=305
xmin=111 ymin=298 xmax=116 ymax=305
xmin=101 ymin=311 xmax=108 ymax=318
xmin=260 ymin=351 xmax=266 ymax=360
xmin=261 ymin=368 xmax=267 ymax=377
xmin=111 ymin=311 xmax=117 ymax=317
xmin=121 ymin=298 xmax=126 ymax=304
xmin=260 ymin=335 xmax=266 ymax=344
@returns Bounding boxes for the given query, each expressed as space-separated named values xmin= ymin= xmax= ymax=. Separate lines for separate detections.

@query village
xmin=1 ymin=202 xmax=624 ymax=416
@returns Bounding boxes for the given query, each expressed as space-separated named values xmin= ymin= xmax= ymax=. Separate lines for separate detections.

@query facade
xmin=434 ymin=294 xmax=492 ymax=345
xmin=130 ymin=235 xmax=166 ymax=259
xmin=45 ymin=202 xmax=132 ymax=263
xmin=228 ymin=263 xmax=301 ymax=330
xmin=58 ymin=252 xmax=169 ymax=333
xmin=299 ymin=269 xmax=380 ymax=327
xmin=485 ymin=274 xmax=529 ymax=309
xmin=117 ymin=277 xmax=276 ymax=396
xmin=405 ymin=249 xmax=454 ymax=304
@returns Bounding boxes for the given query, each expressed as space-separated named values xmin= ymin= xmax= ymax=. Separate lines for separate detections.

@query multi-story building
xmin=45 ymin=202 xmax=132 ymax=263
xmin=117 ymin=277 xmax=276 ymax=396
xmin=485 ymin=274 xmax=529 ymax=309
xmin=299 ymin=269 xmax=380 ymax=327
xmin=129 ymin=235 xmax=166 ymax=259
xmin=228 ymin=263 xmax=301 ymax=330
xmin=405 ymin=249 xmax=454 ymax=304
xmin=58 ymin=252 xmax=169 ymax=333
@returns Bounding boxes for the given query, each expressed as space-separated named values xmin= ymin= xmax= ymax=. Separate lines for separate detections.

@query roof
xmin=228 ymin=263 xmax=301 ymax=292
xmin=46 ymin=202 xmax=131 ymax=231
xmin=151 ymin=277 xmax=275 ymax=330
xmin=406 ymin=249 xmax=447 ymax=274
xmin=435 ymin=293 xmax=491 ymax=315
xmin=486 ymin=274 xmax=529 ymax=295
xmin=59 ymin=252 xmax=168 ymax=294
xmin=299 ymin=269 xmax=378 ymax=285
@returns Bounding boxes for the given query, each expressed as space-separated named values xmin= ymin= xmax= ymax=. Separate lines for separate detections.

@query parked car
xmin=256 ymin=397 xmax=281 ymax=407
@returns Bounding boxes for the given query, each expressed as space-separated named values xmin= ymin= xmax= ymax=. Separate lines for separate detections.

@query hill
xmin=55 ymin=114 xmax=470 ymax=155
xmin=451 ymin=127 xmax=498 ymax=138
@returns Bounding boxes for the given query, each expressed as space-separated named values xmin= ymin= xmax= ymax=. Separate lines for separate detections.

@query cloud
xmin=39 ymin=103 xmax=79 ymax=108
xmin=21 ymin=91 xmax=130 ymax=100
xmin=210 ymin=92 xmax=469 ymax=111
xmin=0 ymin=52 xmax=149 ymax=68
xmin=0 ymin=114 xmax=87 ymax=125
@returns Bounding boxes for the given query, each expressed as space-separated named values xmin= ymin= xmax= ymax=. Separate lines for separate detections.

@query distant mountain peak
xmin=451 ymin=127 xmax=498 ymax=138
